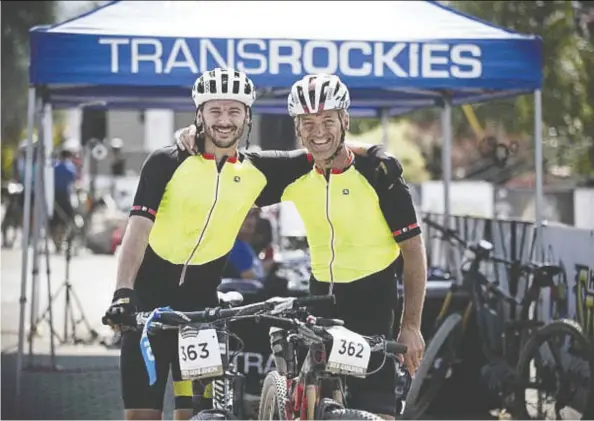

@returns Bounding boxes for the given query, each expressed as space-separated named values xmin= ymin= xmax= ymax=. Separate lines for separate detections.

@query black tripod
xmin=31 ymin=226 xmax=99 ymax=346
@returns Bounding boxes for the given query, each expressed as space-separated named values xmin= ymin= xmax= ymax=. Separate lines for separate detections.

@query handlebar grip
xmin=314 ymin=317 xmax=344 ymax=327
xmin=294 ymin=295 xmax=336 ymax=307
xmin=102 ymin=312 xmax=143 ymax=327
xmin=385 ymin=341 xmax=408 ymax=355
xmin=257 ymin=314 xmax=298 ymax=330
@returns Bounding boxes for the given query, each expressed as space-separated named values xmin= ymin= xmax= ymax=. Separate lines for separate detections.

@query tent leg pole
xmin=43 ymin=102 xmax=55 ymax=223
xmin=27 ymin=103 xmax=45 ymax=365
xmin=380 ymin=108 xmax=389 ymax=147
xmin=441 ymin=100 xmax=453 ymax=224
xmin=27 ymin=150 xmax=43 ymax=365
xmin=534 ymin=89 xmax=544 ymax=257
xmin=441 ymin=99 xmax=454 ymax=277
xmin=16 ymin=87 xmax=38 ymax=410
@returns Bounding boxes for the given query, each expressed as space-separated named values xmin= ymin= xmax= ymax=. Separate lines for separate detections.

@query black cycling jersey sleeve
xmin=377 ymin=174 xmax=421 ymax=243
xmin=248 ymin=149 xmax=311 ymax=207
xmin=130 ymin=146 xmax=181 ymax=221
xmin=354 ymin=155 xmax=421 ymax=244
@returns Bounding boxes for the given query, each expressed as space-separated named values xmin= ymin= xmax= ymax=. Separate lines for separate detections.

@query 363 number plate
xmin=178 ymin=327 xmax=223 ymax=380
xmin=326 ymin=326 xmax=371 ymax=378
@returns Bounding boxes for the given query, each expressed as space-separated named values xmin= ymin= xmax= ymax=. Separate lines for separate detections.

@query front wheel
xmin=403 ymin=313 xmax=464 ymax=420
xmin=322 ymin=408 xmax=383 ymax=420
xmin=514 ymin=319 xmax=594 ymax=420
xmin=258 ymin=370 xmax=289 ymax=420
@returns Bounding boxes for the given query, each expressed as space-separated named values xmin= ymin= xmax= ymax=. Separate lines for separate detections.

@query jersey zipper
xmin=324 ymin=173 xmax=336 ymax=293
xmin=179 ymin=157 xmax=226 ymax=285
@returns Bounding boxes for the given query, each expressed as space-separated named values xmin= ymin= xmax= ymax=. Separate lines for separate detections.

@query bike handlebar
xmin=103 ymin=295 xmax=336 ymax=329
xmin=256 ymin=314 xmax=407 ymax=356
xmin=422 ymin=217 xmax=467 ymax=247
xmin=293 ymin=294 xmax=336 ymax=307
xmin=385 ymin=340 xmax=408 ymax=355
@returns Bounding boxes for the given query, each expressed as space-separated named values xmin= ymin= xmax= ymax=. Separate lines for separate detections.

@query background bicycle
xmin=405 ymin=219 xmax=594 ymax=420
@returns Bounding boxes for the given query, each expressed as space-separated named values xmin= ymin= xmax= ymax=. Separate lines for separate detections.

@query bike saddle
xmin=468 ymin=240 xmax=494 ymax=259
xmin=217 ymin=290 xmax=244 ymax=308
xmin=530 ymin=263 xmax=562 ymax=285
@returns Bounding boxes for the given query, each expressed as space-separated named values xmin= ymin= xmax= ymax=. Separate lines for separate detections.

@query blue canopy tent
xmin=16 ymin=0 xmax=543 ymax=404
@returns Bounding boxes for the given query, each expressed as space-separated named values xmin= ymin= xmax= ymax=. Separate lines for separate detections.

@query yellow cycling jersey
xmin=257 ymin=151 xmax=421 ymax=283
xmin=130 ymin=145 xmax=419 ymax=289
xmin=130 ymin=146 xmax=306 ymax=269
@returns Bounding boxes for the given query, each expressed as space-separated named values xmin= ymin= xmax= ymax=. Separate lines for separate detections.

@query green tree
xmin=451 ymin=1 xmax=594 ymax=178
xmin=1 ymin=1 xmax=57 ymax=147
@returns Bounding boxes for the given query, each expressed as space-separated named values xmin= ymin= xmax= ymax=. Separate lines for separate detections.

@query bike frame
xmin=190 ymin=321 xmax=243 ymax=418
xmin=293 ymin=341 xmax=348 ymax=420
xmin=212 ymin=326 xmax=233 ymax=413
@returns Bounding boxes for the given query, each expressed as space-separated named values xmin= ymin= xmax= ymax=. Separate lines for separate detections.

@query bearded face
xmin=199 ymin=100 xmax=248 ymax=149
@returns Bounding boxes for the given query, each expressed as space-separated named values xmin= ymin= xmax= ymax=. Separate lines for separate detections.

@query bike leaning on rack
xmin=103 ymin=293 xmax=335 ymax=420
xmin=404 ymin=218 xmax=594 ymax=420
xmin=257 ymin=304 xmax=411 ymax=420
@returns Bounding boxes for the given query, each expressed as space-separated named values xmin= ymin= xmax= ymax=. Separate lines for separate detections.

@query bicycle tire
xmin=514 ymin=319 xmax=594 ymax=420
xmin=258 ymin=370 xmax=289 ymax=420
xmin=322 ymin=408 xmax=383 ymax=420
xmin=190 ymin=409 xmax=235 ymax=420
xmin=403 ymin=313 xmax=463 ymax=420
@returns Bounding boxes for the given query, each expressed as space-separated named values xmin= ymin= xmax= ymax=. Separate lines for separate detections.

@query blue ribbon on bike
xmin=140 ymin=306 xmax=172 ymax=385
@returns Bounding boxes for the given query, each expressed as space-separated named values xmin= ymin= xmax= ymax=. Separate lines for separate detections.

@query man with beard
xmin=103 ymin=68 xmax=398 ymax=420
xmin=177 ymin=73 xmax=427 ymax=419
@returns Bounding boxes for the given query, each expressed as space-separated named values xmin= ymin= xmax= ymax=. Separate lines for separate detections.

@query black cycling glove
xmin=367 ymin=144 xmax=404 ymax=184
xmin=103 ymin=288 xmax=139 ymax=326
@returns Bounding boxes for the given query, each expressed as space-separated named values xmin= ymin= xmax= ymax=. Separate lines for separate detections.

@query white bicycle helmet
xmin=287 ymin=74 xmax=351 ymax=117
xmin=192 ymin=68 xmax=256 ymax=108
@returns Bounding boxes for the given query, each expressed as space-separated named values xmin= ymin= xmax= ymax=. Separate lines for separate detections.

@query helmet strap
xmin=244 ymin=106 xmax=253 ymax=151
xmin=194 ymin=107 xmax=206 ymax=154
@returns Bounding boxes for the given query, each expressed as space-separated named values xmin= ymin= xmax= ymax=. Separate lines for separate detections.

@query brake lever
xmin=298 ymin=323 xmax=325 ymax=343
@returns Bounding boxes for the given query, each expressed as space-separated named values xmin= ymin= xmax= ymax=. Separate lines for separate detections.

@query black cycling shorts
xmin=120 ymin=330 xmax=193 ymax=410
xmin=120 ymin=246 xmax=224 ymax=411
xmin=310 ymin=260 xmax=400 ymax=416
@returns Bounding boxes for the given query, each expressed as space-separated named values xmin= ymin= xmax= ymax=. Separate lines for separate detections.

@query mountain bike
xmin=404 ymin=219 xmax=594 ymax=420
xmin=257 ymin=308 xmax=411 ymax=420
xmin=107 ymin=293 xmax=333 ymax=420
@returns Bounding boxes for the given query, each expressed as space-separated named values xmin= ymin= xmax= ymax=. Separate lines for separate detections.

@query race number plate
xmin=326 ymin=326 xmax=371 ymax=378
xmin=178 ymin=327 xmax=223 ymax=380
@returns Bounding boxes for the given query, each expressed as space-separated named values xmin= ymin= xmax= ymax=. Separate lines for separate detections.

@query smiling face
xmin=198 ymin=100 xmax=249 ymax=149
xmin=296 ymin=109 xmax=349 ymax=161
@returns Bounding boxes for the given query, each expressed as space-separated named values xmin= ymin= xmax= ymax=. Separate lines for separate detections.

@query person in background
xmin=50 ymin=148 xmax=77 ymax=251
xmin=249 ymin=207 xmax=273 ymax=256
xmin=224 ymin=209 xmax=264 ymax=280
xmin=3 ymin=140 xmax=38 ymax=247
xmin=248 ymin=207 xmax=275 ymax=275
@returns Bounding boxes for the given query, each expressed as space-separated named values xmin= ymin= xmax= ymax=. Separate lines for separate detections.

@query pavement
xmin=1 ymin=246 xmax=177 ymax=420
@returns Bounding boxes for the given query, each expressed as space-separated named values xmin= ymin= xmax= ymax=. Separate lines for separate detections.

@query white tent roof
xmin=49 ymin=0 xmax=532 ymax=41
